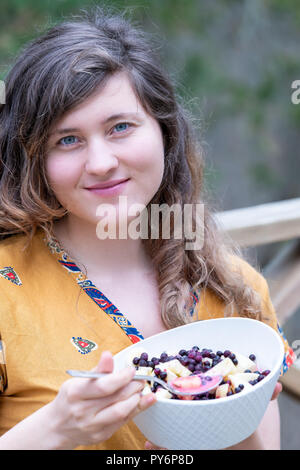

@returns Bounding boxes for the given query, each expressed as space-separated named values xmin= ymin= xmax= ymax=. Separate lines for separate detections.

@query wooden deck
xmin=216 ymin=198 xmax=300 ymax=397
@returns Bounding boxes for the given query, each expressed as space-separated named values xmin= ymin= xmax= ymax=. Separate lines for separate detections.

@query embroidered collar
xmin=44 ymin=234 xmax=199 ymax=344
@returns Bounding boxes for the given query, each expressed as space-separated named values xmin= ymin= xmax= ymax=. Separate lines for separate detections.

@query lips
xmin=86 ymin=178 xmax=130 ymax=190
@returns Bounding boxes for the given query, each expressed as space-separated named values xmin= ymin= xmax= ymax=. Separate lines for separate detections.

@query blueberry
xmin=229 ymin=353 xmax=236 ymax=360
xmin=148 ymin=361 xmax=154 ymax=368
xmin=188 ymin=364 xmax=195 ymax=372
xmin=188 ymin=358 xmax=196 ymax=365
xmin=160 ymin=371 xmax=167 ymax=380
xmin=188 ymin=351 xmax=196 ymax=359
xmin=152 ymin=357 xmax=159 ymax=366
xmin=216 ymin=351 xmax=223 ymax=356
xmin=257 ymin=375 xmax=265 ymax=382
xmin=233 ymin=358 xmax=238 ymax=366
xmin=262 ymin=370 xmax=271 ymax=376
xmin=178 ymin=349 xmax=187 ymax=356
xmin=140 ymin=352 xmax=148 ymax=361
xmin=180 ymin=356 xmax=189 ymax=365
xmin=195 ymin=353 xmax=203 ymax=362
xmin=235 ymin=387 xmax=241 ymax=393
xmin=223 ymin=350 xmax=231 ymax=357
xmin=192 ymin=346 xmax=199 ymax=351
xmin=244 ymin=369 xmax=252 ymax=373
xmin=249 ymin=354 xmax=256 ymax=361
xmin=239 ymin=384 xmax=244 ymax=390
xmin=154 ymin=368 xmax=161 ymax=376
xmin=132 ymin=357 xmax=140 ymax=365
xmin=139 ymin=359 xmax=147 ymax=367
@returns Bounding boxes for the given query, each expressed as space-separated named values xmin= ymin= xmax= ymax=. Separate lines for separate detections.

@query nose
xmin=84 ymin=136 xmax=119 ymax=175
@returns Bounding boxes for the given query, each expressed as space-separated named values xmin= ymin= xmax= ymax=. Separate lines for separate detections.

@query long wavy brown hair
xmin=0 ymin=7 xmax=263 ymax=327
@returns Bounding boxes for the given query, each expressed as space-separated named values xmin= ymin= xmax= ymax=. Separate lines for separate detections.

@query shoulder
xmin=0 ymin=233 xmax=30 ymax=260
xmin=0 ymin=231 xmax=45 ymax=288
xmin=0 ymin=232 xmax=36 ymax=273
xmin=194 ymin=254 xmax=272 ymax=322
xmin=227 ymin=254 xmax=269 ymax=295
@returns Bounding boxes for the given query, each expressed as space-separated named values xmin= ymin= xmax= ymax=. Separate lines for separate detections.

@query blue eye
xmin=59 ymin=136 xmax=78 ymax=146
xmin=114 ymin=122 xmax=129 ymax=133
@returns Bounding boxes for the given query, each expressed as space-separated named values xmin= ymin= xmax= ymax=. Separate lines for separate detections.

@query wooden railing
xmin=216 ymin=197 xmax=300 ymax=395
xmin=217 ymin=197 xmax=300 ymax=248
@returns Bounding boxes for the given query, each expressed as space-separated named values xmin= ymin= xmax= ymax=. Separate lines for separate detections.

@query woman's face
xmin=46 ymin=73 xmax=165 ymax=233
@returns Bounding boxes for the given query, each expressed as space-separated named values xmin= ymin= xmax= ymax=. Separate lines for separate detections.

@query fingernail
xmin=145 ymin=393 xmax=156 ymax=405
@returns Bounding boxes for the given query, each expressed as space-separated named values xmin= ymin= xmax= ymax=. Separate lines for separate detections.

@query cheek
xmin=45 ymin=156 xmax=79 ymax=192
xmin=128 ymin=134 xmax=164 ymax=178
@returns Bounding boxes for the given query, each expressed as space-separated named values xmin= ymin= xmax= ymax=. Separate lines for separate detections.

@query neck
xmin=52 ymin=215 xmax=152 ymax=275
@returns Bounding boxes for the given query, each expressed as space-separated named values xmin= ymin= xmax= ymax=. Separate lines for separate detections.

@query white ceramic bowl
xmin=113 ymin=318 xmax=284 ymax=450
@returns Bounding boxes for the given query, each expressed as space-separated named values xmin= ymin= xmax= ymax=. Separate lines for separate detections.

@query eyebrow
xmin=50 ymin=112 xmax=143 ymax=136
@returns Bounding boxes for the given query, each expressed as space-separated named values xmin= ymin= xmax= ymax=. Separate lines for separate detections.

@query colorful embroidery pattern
xmin=77 ymin=279 xmax=145 ymax=342
xmin=46 ymin=237 xmax=145 ymax=343
xmin=71 ymin=336 xmax=98 ymax=355
xmin=45 ymin=236 xmax=200 ymax=346
xmin=0 ymin=267 xmax=22 ymax=286
xmin=277 ymin=323 xmax=296 ymax=375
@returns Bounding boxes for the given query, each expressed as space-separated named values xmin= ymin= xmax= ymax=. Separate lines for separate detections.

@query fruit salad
xmin=126 ymin=346 xmax=271 ymax=400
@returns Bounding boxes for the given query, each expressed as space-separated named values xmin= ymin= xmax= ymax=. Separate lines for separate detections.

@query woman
xmin=0 ymin=8 xmax=294 ymax=450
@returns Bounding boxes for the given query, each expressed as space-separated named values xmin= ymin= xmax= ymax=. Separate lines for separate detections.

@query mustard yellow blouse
xmin=0 ymin=230 xmax=295 ymax=450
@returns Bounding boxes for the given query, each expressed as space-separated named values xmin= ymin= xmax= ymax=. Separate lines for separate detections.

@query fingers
xmin=271 ymin=381 xmax=282 ymax=401
xmin=94 ymin=391 xmax=142 ymax=425
xmin=128 ymin=393 xmax=157 ymax=419
xmin=94 ymin=390 xmax=156 ymax=427
xmin=68 ymin=365 xmax=136 ymax=400
xmin=91 ymin=350 xmax=114 ymax=374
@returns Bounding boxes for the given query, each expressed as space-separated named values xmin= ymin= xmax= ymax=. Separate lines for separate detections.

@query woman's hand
xmin=144 ymin=381 xmax=283 ymax=450
xmin=271 ymin=381 xmax=282 ymax=400
xmin=49 ymin=350 xmax=156 ymax=449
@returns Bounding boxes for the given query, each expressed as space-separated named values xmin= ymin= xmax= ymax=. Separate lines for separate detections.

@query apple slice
xmin=160 ymin=359 xmax=191 ymax=377
xmin=125 ymin=348 xmax=148 ymax=367
xmin=155 ymin=387 xmax=172 ymax=400
xmin=215 ymin=383 xmax=229 ymax=398
xmin=141 ymin=384 xmax=152 ymax=395
xmin=230 ymin=372 xmax=259 ymax=383
xmin=233 ymin=352 xmax=256 ymax=373
xmin=205 ymin=357 xmax=236 ymax=378
xmin=228 ymin=374 xmax=253 ymax=393
xmin=135 ymin=366 xmax=154 ymax=376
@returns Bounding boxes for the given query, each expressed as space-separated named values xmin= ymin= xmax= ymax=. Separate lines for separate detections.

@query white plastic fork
xmin=66 ymin=369 xmax=223 ymax=396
